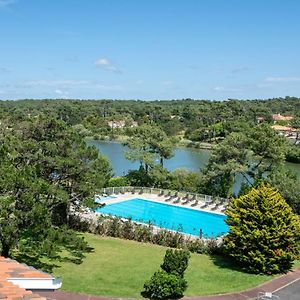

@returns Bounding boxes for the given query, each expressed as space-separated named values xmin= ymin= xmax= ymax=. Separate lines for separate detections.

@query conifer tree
xmin=223 ymin=183 xmax=300 ymax=274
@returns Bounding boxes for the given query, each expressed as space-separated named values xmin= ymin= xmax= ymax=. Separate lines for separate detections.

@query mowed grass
xmin=50 ymin=233 xmax=274 ymax=298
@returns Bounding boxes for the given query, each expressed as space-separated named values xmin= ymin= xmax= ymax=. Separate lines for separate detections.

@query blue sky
xmin=0 ymin=0 xmax=300 ymax=100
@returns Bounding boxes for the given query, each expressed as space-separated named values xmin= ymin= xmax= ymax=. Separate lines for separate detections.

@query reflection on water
xmin=88 ymin=140 xmax=210 ymax=175
xmin=88 ymin=140 xmax=300 ymax=194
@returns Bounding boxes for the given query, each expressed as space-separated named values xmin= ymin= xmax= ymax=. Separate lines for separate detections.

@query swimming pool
xmin=96 ymin=198 xmax=228 ymax=238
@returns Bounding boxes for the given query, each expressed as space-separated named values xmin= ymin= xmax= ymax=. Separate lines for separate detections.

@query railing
xmin=95 ymin=186 xmax=228 ymax=206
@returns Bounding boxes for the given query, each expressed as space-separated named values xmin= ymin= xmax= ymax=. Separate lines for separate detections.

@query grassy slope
xmin=50 ymin=233 xmax=278 ymax=298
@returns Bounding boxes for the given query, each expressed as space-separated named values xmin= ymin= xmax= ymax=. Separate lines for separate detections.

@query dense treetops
xmin=0 ymin=97 xmax=299 ymax=137
xmin=0 ymin=117 xmax=112 ymax=259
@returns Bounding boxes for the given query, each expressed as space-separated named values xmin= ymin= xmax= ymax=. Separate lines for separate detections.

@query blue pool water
xmin=96 ymin=198 xmax=228 ymax=238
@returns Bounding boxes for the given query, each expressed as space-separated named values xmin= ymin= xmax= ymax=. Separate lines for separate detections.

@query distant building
xmin=271 ymin=125 xmax=299 ymax=139
xmin=108 ymin=120 xmax=126 ymax=129
xmin=108 ymin=120 xmax=138 ymax=129
xmin=256 ymin=116 xmax=265 ymax=123
xmin=272 ymin=113 xmax=294 ymax=122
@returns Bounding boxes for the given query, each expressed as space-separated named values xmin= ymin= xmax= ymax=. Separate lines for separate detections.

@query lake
xmin=87 ymin=140 xmax=211 ymax=175
xmin=88 ymin=140 xmax=300 ymax=194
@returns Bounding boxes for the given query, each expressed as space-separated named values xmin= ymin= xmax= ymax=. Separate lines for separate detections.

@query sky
xmin=0 ymin=0 xmax=300 ymax=101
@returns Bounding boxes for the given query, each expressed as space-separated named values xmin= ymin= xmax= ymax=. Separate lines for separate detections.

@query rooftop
xmin=272 ymin=113 xmax=294 ymax=121
xmin=0 ymin=256 xmax=61 ymax=299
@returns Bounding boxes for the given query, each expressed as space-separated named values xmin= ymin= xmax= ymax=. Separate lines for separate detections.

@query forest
xmin=0 ymin=97 xmax=299 ymax=138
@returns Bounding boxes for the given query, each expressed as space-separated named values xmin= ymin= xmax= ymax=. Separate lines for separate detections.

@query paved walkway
xmin=275 ymin=278 xmax=300 ymax=300
xmin=38 ymin=267 xmax=300 ymax=300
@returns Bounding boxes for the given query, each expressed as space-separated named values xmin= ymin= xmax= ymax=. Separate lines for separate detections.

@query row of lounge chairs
xmin=160 ymin=191 xmax=229 ymax=211
xmin=100 ymin=187 xmax=230 ymax=211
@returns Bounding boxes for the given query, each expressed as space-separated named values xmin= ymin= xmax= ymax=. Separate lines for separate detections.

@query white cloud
xmin=55 ymin=89 xmax=67 ymax=95
xmin=94 ymin=58 xmax=121 ymax=73
xmin=266 ymin=76 xmax=300 ymax=82
xmin=0 ymin=0 xmax=16 ymax=8
xmin=213 ymin=86 xmax=241 ymax=92
xmin=54 ymin=89 xmax=69 ymax=99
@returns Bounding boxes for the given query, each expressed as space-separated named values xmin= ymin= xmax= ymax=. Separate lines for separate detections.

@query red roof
xmin=272 ymin=113 xmax=294 ymax=121
xmin=0 ymin=257 xmax=52 ymax=299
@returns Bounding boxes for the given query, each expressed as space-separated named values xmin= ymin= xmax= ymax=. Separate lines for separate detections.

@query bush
xmin=286 ymin=145 xmax=300 ymax=163
xmin=161 ymin=249 xmax=190 ymax=277
xmin=142 ymin=249 xmax=190 ymax=299
xmin=107 ymin=177 xmax=128 ymax=187
xmin=71 ymin=214 xmax=223 ymax=255
xmin=142 ymin=270 xmax=187 ymax=299
xmin=223 ymin=183 xmax=300 ymax=274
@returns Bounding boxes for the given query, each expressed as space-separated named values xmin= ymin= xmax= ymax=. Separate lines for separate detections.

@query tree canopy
xmin=125 ymin=124 xmax=175 ymax=172
xmin=0 ymin=117 xmax=112 ymax=258
xmin=202 ymin=125 xmax=287 ymax=197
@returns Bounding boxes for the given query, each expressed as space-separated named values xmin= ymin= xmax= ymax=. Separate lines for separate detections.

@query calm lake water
xmin=88 ymin=140 xmax=210 ymax=175
xmin=88 ymin=140 xmax=300 ymax=194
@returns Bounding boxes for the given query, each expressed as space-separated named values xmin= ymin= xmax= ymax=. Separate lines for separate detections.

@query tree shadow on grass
xmin=11 ymin=242 xmax=94 ymax=273
xmin=58 ymin=243 xmax=95 ymax=265
xmin=11 ymin=252 xmax=60 ymax=273
xmin=209 ymin=254 xmax=251 ymax=274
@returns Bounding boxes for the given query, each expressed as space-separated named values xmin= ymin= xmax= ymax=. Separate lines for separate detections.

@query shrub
xmin=223 ymin=183 xmax=300 ymax=274
xmin=107 ymin=177 xmax=128 ymax=187
xmin=142 ymin=270 xmax=187 ymax=299
xmin=142 ymin=249 xmax=190 ymax=299
xmin=161 ymin=249 xmax=190 ymax=277
xmin=71 ymin=214 xmax=223 ymax=255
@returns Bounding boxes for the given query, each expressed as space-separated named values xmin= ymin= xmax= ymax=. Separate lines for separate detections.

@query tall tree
xmin=0 ymin=117 xmax=112 ymax=257
xmin=125 ymin=124 xmax=174 ymax=172
xmin=202 ymin=125 xmax=287 ymax=196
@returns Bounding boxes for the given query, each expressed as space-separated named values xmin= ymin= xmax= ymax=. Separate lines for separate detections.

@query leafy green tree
xmin=223 ymin=183 xmax=300 ymax=274
xmin=202 ymin=125 xmax=287 ymax=196
xmin=107 ymin=177 xmax=128 ymax=187
xmin=202 ymin=132 xmax=251 ymax=196
xmin=169 ymin=169 xmax=202 ymax=193
xmin=0 ymin=117 xmax=112 ymax=257
xmin=268 ymin=167 xmax=300 ymax=214
xmin=125 ymin=124 xmax=174 ymax=171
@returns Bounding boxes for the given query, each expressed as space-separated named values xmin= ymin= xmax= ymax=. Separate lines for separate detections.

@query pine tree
xmin=223 ymin=183 xmax=300 ymax=274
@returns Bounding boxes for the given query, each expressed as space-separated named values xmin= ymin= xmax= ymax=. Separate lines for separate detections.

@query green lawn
xmin=50 ymin=233 xmax=275 ymax=298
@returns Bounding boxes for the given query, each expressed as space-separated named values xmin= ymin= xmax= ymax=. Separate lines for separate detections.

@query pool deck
xmin=97 ymin=192 xmax=226 ymax=215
